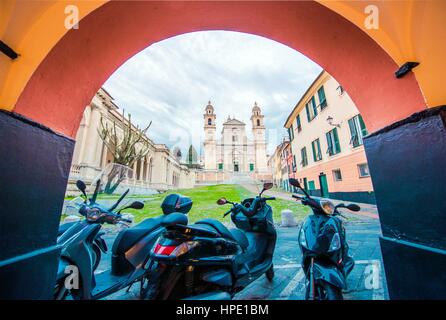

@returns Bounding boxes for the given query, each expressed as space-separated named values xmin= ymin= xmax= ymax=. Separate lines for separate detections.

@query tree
xmin=98 ymin=110 xmax=152 ymax=194
xmin=186 ymin=145 xmax=198 ymax=164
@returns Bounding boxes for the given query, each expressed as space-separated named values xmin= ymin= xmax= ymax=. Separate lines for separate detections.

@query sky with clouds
xmin=103 ymin=31 xmax=322 ymax=157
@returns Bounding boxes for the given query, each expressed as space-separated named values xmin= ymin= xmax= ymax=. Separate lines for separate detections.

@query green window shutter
xmin=333 ymin=128 xmax=341 ymax=154
xmin=318 ymin=86 xmax=327 ymax=109
xmin=358 ymin=114 xmax=368 ymax=136
xmin=316 ymin=139 xmax=322 ymax=160
xmin=296 ymin=115 xmax=301 ymax=131
xmin=312 ymin=140 xmax=317 ymax=162
xmin=348 ymin=118 xmax=359 ymax=147
xmin=326 ymin=131 xmax=333 ymax=155
xmin=311 ymin=96 xmax=318 ymax=117
xmin=218 ymin=163 xmax=223 ymax=170
xmin=249 ymin=163 xmax=254 ymax=171
xmin=301 ymin=147 xmax=307 ymax=166
xmin=305 ymin=103 xmax=311 ymax=122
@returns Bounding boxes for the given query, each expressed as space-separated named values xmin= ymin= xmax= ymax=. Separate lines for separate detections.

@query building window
xmin=311 ymin=138 xmax=322 ymax=162
xmin=333 ymin=169 xmax=342 ymax=181
xmin=317 ymin=86 xmax=327 ymax=110
xmin=326 ymin=128 xmax=341 ymax=156
xmin=207 ymin=118 xmax=212 ymax=125
xmin=292 ymin=155 xmax=297 ymax=172
xmin=249 ymin=163 xmax=254 ymax=172
xmin=232 ymin=135 xmax=237 ymax=142
xmin=288 ymin=126 xmax=294 ymax=141
xmin=336 ymin=85 xmax=345 ymax=96
xmin=348 ymin=114 xmax=368 ymax=148
xmin=300 ymin=147 xmax=308 ymax=167
xmin=218 ymin=163 xmax=223 ymax=170
xmin=257 ymin=119 xmax=260 ymax=126
xmin=305 ymin=96 xmax=318 ymax=122
xmin=296 ymin=114 xmax=302 ymax=132
xmin=358 ymin=163 xmax=370 ymax=177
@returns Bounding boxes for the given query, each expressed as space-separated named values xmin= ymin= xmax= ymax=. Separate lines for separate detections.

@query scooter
xmin=57 ymin=202 xmax=108 ymax=272
xmin=148 ymin=182 xmax=277 ymax=300
xmin=54 ymin=175 xmax=189 ymax=300
xmin=289 ymin=178 xmax=360 ymax=300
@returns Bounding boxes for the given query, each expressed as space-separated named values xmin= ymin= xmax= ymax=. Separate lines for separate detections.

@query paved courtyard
xmin=235 ymin=215 xmax=387 ymax=300
xmin=99 ymin=201 xmax=387 ymax=300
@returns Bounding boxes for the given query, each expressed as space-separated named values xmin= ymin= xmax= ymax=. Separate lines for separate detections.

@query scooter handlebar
xmin=223 ymin=209 xmax=232 ymax=217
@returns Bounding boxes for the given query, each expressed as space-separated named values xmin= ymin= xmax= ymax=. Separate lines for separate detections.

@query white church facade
xmin=197 ymin=101 xmax=271 ymax=183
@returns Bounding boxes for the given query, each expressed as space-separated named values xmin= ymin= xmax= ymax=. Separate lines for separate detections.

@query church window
xmin=232 ymin=135 xmax=237 ymax=142
xmin=249 ymin=163 xmax=255 ymax=172
xmin=208 ymin=118 xmax=212 ymax=125
xmin=257 ymin=119 xmax=260 ymax=126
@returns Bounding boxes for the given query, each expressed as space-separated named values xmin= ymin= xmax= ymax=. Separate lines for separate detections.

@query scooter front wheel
xmin=265 ymin=265 xmax=274 ymax=281
xmin=305 ymin=280 xmax=344 ymax=300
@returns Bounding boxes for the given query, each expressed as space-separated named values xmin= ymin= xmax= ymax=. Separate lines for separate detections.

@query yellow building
xmin=284 ymin=71 xmax=374 ymax=204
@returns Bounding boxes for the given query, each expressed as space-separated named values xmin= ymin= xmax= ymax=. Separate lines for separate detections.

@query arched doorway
xmin=1 ymin=1 xmax=445 ymax=299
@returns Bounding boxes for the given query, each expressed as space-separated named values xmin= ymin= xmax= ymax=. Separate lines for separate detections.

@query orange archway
xmin=5 ymin=1 xmax=427 ymax=137
xmin=1 ymin=1 xmax=446 ymax=300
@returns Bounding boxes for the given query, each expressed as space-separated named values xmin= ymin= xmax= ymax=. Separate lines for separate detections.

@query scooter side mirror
xmin=76 ymin=180 xmax=87 ymax=193
xmin=263 ymin=182 xmax=273 ymax=191
xmin=217 ymin=198 xmax=227 ymax=205
xmin=119 ymin=201 xmax=144 ymax=212
xmin=259 ymin=182 xmax=273 ymax=196
xmin=289 ymin=178 xmax=301 ymax=188
xmin=76 ymin=180 xmax=87 ymax=200
xmin=128 ymin=201 xmax=145 ymax=210
xmin=346 ymin=204 xmax=361 ymax=212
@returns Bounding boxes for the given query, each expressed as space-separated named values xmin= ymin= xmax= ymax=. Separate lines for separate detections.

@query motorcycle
xmin=148 ymin=182 xmax=277 ymax=300
xmin=54 ymin=164 xmax=189 ymax=299
xmin=288 ymin=178 xmax=360 ymax=300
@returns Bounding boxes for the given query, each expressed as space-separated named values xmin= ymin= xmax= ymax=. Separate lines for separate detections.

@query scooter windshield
xmin=88 ymin=163 xmax=136 ymax=211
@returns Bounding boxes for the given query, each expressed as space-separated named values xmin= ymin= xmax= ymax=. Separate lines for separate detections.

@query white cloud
xmin=103 ymin=31 xmax=322 ymax=157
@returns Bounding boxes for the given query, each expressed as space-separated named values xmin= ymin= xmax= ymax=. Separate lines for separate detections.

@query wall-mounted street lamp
xmin=327 ymin=116 xmax=341 ymax=128
xmin=0 ymin=41 xmax=19 ymax=60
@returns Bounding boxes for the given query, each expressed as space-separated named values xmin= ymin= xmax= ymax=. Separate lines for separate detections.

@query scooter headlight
xmin=299 ymin=228 xmax=308 ymax=248
xmin=328 ymin=232 xmax=341 ymax=252
xmin=320 ymin=200 xmax=335 ymax=215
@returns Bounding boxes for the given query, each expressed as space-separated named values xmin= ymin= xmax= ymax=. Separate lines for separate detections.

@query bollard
xmin=281 ymin=209 xmax=297 ymax=227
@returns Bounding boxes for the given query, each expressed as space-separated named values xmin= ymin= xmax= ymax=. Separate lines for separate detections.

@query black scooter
xmin=289 ymin=178 xmax=359 ymax=300
xmin=148 ymin=182 xmax=277 ymax=300
xmin=54 ymin=179 xmax=189 ymax=300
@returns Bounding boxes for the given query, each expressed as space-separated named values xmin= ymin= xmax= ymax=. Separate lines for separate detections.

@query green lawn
xmin=125 ymin=184 xmax=310 ymax=224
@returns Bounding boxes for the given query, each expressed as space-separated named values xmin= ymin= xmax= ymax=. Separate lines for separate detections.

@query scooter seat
xmin=112 ymin=216 xmax=164 ymax=254
xmin=195 ymin=219 xmax=249 ymax=249
xmin=112 ymin=213 xmax=188 ymax=255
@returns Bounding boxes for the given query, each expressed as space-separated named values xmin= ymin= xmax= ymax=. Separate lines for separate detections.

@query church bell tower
xmin=203 ymin=101 xmax=217 ymax=170
xmin=250 ymin=102 xmax=267 ymax=172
